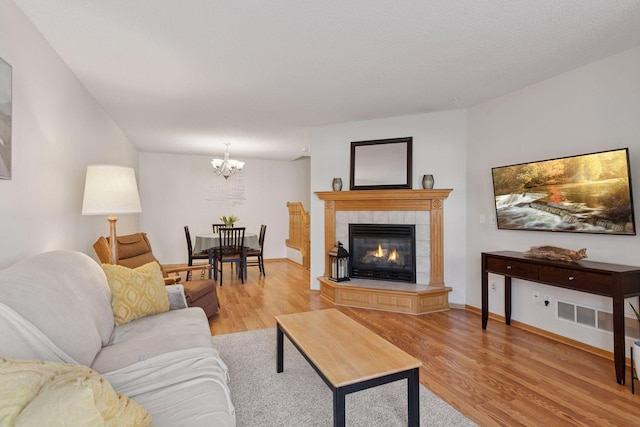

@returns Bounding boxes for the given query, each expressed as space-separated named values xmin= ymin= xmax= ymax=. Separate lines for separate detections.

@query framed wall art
xmin=0 ymin=57 xmax=12 ymax=180
xmin=491 ymin=148 xmax=635 ymax=235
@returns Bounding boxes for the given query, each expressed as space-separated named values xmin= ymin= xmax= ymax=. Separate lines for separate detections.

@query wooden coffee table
xmin=276 ymin=308 xmax=421 ymax=427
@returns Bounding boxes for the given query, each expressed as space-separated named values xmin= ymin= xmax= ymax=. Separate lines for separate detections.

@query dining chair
xmin=245 ymin=224 xmax=266 ymax=276
xmin=212 ymin=223 xmax=226 ymax=233
xmin=184 ymin=225 xmax=209 ymax=281
xmin=213 ymin=227 xmax=245 ymax=286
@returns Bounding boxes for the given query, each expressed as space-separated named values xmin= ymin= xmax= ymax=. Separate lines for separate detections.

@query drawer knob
xmin=568 ymin=276 xmax=575 ymax=281
xmin=506 ymin=265 xmax=512 ymax=270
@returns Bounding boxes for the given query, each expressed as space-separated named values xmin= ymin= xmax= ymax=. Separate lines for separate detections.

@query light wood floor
xmin=208 ymin=260 xmax=640 ymax=426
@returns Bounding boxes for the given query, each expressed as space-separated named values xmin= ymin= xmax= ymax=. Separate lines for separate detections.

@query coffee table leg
xmin=408 ymin=368 xmax=420 ymax=427
xmin=333 ymin=387 xmax=346 ymax=427
xmin=276 ymin=326 xmax=284 ymax=373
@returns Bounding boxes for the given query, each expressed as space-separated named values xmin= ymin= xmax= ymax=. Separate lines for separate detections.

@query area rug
xmin=211 ymin=328 xmax=476 ymax=427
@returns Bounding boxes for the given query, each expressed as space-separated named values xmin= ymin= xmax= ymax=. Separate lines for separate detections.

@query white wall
xmin=0 ymin=0 xmax=138 ymax=267
xmin=309 ymin=110 xmax=468 ymax=304
xmin=138 ymin=152 xmax=310 ymax=264
xmin=292 ymin=156 xmax=311 ymax=210
xmin=466 ymin=46 xmax=640 ymax=354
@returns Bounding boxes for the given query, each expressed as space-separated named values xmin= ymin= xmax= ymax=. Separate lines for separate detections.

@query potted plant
xmin=220 ymin=215 xmax=239 ymax=227
xmin=630 ymin=302 xmax=640 ymax=380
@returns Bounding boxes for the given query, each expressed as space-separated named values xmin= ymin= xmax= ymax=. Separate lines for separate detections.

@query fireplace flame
xmin=373 ymin=244 xmax=384 ymax=258
xmin=388 ymin=248 xmax=397 ymax=261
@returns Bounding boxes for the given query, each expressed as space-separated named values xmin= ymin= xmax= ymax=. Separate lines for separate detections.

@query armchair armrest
xmin=163 ymin=276 xmax=181 ymax=285
xmin=164 ymin=264 xmax=213 ymax=282
xmin=164 ymin=264 xmax=213 ymax=274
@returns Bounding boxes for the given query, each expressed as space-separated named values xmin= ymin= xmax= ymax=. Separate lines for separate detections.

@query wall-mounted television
xmin=491 ymin=148 xmax=636 ymax=235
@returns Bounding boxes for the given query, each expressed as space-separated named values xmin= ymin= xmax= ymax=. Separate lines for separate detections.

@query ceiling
xmin=13 ymin=0 xmax=640 ymax=161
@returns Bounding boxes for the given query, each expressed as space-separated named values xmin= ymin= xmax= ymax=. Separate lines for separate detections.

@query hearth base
xmin=318 ymin=277 xmax=451 ymax=315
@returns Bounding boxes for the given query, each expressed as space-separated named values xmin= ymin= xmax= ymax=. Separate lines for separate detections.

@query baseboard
xmin=279 ymin=258 xmax=310 ymax=268
xmin=465 ymin=305 xmax=624 ymax=365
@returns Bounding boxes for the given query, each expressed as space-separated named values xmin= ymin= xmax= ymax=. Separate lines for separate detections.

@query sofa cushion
xmin=102 ymin=262 xmax=170 ymax=326
xmin=102 ymin=345 xmax=235 ymax=427
xmin=0 ymin=358 xmax=152 ymax=427
xmin=90 ymin=307 xmax=213 ymax=374
xmin=119 ymin=361 xmax=236 ymax=427
xmin=0 ymin=251 xmax=114 ymax=366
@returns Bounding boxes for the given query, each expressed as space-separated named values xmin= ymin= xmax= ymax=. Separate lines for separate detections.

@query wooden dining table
xmin=194 ymin=232 xmax=259 ymax=280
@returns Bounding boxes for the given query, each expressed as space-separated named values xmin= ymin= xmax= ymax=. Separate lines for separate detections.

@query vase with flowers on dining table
xmin=220 ymin=215 xmax=239 ymax=227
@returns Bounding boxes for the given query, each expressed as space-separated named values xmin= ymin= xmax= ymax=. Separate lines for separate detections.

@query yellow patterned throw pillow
xmin=102 ymin=261 xmax=170 ymax=326
xmin=0 ymin=358 xmax=152 ymax=427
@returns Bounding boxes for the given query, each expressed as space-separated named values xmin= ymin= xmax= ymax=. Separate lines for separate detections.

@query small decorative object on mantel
xmin=328 ymin=241 xmax=350 ymax=282
xmin=422 ymin=174 xmax=434 ymax=189
xmin=332 ymin=178 xmax=343 ymax=191
xmin=523 ymin=245 xmax=587 ymax=262
xmin=219 ymin=215 xmax=239 ymax=227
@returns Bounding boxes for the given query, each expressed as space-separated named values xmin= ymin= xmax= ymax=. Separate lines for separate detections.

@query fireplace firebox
xmin=349 ymin=224 xmax=416 ymax=283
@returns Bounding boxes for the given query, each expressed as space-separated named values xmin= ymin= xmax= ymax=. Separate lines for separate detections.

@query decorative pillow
xmin=102 ymin=261 xmax=170 ymax=326
xmin=0 ymin=358 xmax=152 ymax=427
xmin=15 ymin=385 xmax=105 ymax=427
xmin=165 ymin=284 xmax=188 ymax=310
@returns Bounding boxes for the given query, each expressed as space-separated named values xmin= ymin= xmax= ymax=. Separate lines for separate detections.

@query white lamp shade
xmin=82 ymin=165 xmax=142 ymax=215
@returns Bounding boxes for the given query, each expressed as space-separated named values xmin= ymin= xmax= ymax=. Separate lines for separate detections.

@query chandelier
xmin=211 ymin=143 xmax=245 ymax=179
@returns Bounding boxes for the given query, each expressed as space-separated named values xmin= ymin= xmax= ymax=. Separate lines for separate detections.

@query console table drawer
xmin=486 ymin=258 xmax=538 ymax=280
xmin=538 ymin=266 xmax=612 ymax=292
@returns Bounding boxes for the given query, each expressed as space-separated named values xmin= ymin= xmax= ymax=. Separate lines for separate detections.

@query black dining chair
xmin=213 ymin=223 xmax=237 ymax=274
xmin=184 ymin=225 xmax=210 ymax=281
xmin=212 ymin=223 xmax=225 ymax=233
xmin=246 ymin=224 xmax=267 ymax=276
xmin=213 ymin=227 xmax=245 ymax=286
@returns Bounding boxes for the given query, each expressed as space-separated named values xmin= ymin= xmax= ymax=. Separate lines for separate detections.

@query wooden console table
xmin=481 ymin=251 xmax=640 ymax=385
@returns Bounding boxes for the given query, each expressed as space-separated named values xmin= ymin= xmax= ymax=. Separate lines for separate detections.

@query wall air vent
xmin=576 ymin=306 xmax=596 ymax=328
xmin=556 ymin=300 xmax=640 ymax=340
xmin=557 ymin=301 xmax=575 ymax=322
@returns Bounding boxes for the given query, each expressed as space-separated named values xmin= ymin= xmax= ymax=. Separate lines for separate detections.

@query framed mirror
xmin=350 ymin=137 xmax=412 ymax=190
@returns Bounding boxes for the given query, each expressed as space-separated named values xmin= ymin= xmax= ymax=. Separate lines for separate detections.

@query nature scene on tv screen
xmin=492 ymin=149 xmax=635 ymax=235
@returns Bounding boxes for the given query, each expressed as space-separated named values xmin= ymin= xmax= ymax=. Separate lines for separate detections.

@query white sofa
xmin=0 ymin=250 xmax=236 ymax=426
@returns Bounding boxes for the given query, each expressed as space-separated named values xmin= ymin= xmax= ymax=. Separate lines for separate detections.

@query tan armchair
xmin=93 ymin=232 xmax=219 ymax=318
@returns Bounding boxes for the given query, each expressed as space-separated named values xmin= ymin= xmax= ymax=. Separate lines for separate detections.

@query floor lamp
xmin=82 ymin=165 xmax=142 ymax=264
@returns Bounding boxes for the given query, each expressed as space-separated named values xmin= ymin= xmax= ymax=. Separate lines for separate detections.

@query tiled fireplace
xmin=336 ymin=211 xmax=429 ymax=283
xmin=315 ymin=189 xmax=452 ymax=315
xmin=349 ymin=223 xmax=416 ymax=282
